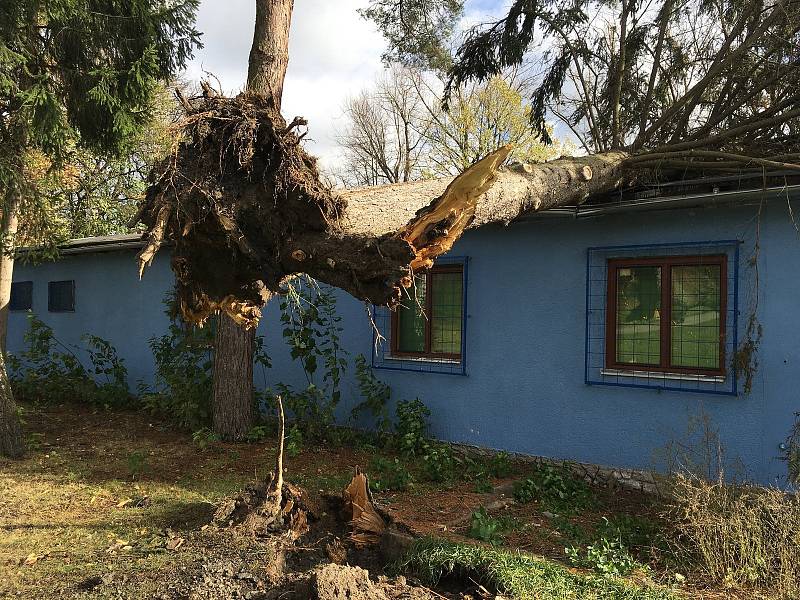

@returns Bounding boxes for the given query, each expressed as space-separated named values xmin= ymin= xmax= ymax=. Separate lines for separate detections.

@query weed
xmin=567 ymin=535 xmax=643 ymax=577
xmin=486 ymin=451 xmax=513 ymax=478
xmin=473 ymin=475 xmax=494 ymax=493
xmin=422 ymin=443 xmax=456 ymax=483
xmin=668 ymin=473 xmax=800 ymax=597
xmin=25 ymin=432 xmax=45 ymax=452
xmin=245 ymin=425 xmax=271 ymax=443
xmin=513 ymin=463 xmax=595 ymax=514
xmin=277 ymin=277 xmax=348 ymax=440
xmin=370 ymin=456 xmax=413 ymax=491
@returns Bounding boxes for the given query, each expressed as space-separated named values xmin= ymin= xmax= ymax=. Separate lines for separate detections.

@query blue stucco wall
xmin=8 ymin=199 xmax=799 ymax=485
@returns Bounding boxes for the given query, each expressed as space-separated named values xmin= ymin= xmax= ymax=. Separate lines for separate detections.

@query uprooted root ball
xmin=135 ymin=93 xmax=348 ymax=326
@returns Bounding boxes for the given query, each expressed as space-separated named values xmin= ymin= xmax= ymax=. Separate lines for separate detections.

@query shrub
xmin=9 ymin=314 xmax=131 ymax=408
xmin=140 ymin=315 xmax=214 ymax=431
xmin=370 ymin=456 xmax=413 ymax=491
xmin=667 ymin=474 xmax=800 ymax=597
xmin=513 ymin=463 xmax=595 ymax=514
xmin=285 ymin=425 xmax=303 ymax=457
xmin=486 ymin=451 xmax=513 ymax=478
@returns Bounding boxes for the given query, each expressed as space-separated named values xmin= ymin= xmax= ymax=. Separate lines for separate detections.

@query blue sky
xmin=186 ymin=1 xmax=509 ymax=171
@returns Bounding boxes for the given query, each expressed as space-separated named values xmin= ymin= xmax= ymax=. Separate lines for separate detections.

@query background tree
xmin=0 ymin=1 xmax=201 ymax=458
xmin=423 ymin=75 xmax=566 ymax=176
xmin=337 ymin=67 xmax=429 ymax=186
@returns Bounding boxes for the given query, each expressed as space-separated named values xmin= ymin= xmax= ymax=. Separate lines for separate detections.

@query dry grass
xmin=668 ymin=473 xmax=800 ymax=599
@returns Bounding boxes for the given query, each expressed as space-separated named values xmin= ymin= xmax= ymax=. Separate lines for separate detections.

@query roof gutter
xmin=521 ymin=184 xmax=800 ymax=220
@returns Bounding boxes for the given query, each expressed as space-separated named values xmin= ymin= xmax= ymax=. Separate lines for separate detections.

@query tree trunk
xmin=212 ymin=312 xmax=255 ymax=441
xmin=248 ymin=0 xmax=293 ymax=109
xmin=0 ymin=349 xmax=23 ymax=459
xmin=210 ymin=0 xmax=295 ymax=440
xmin=0 ymin=187 xmax=21 ymax=352
xmin=0 ymin=185 xmax=24 ymax=459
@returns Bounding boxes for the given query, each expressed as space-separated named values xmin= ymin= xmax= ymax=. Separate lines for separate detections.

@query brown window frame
xmin=606 ymin=255 xmax=727 ymax=376
xmin=390 ymin=264 xmax=464 ymax=361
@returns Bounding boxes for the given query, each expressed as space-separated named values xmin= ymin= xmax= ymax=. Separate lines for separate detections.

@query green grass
xmin=396 ymin=538 xmax=676 ymax=600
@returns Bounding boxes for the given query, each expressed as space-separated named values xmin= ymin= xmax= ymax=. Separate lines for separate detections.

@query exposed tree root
xmin=135 ymin=92 xmax=628 ymax=326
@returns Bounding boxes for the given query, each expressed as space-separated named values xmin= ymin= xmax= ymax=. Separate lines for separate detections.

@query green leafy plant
xmin=370 ymin=456 xmax=413 ymax=491
xmin=352 ymin=354 xmax=391 ymax=435
xmin=422 ymin=443 xmax=456 ymax=483
xmin=191 ymin=428 xmax=220 ymax=451
xmin=395 ymin=398 xmax=430 ymax=456
xmin=486 ymin=451 xmax=513 ymax=478
xmin=468 ymin=507 xmax=516 ymax=545
xmin=82 ymin=334 xmax=130 ymax=407
xmin=566 ymin=535 xmax=642 ymax=577
xmin=8 ymin=314 xmax=131 ymax=407
xmin=245 ymin=425 xmax=271 ymax=443
xmin=512 ymin=463 xmax=595 ymax=515
xmin=126 ymin=450 xmax=149 ymax=479
xmin=139 ymin=296 xmax=215 ymax=431
xmin=277 ymin=277 xmax=348 ymax=440
xmin=285 ymin=425 xmax=303 ymax=458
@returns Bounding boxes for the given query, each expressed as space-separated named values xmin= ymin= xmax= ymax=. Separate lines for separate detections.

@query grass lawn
xmin=0 ymin=402 xmax=761 ymax=599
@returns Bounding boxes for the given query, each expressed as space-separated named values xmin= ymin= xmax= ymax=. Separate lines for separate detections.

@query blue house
xmin=8 ymin=173 xmax=800 ymax=486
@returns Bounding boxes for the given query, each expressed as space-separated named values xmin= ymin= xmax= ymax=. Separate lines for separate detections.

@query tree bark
xmin=0 ymin=187 xmax=21 ymax=352
xmin=248 ymin=0 xmax=293 ymax=109
xmin=0 ymin=184 xmax=24 ymax=459
xmin=212 ymin=312 xmax=255 ymax=441
xmin=210 ymin=0 xmax=296 ymax=441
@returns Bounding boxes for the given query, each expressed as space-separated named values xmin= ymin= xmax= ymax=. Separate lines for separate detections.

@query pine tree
xmin=0 ymin=1 xmax=202 ymax=457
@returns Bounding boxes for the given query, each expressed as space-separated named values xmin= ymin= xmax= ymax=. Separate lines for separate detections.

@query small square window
xmin=9 ymin=281 xmax=33 ymax=311
xmin=48 ymin=280 xmax=75 ymax=312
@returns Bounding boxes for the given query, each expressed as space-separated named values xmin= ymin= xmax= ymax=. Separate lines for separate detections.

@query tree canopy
xmin=363 ymin=0 xmax=800 ymax=173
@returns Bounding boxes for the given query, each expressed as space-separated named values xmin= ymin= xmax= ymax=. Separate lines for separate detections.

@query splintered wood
xmin=343 ymin=468 xmax=386 ymax=547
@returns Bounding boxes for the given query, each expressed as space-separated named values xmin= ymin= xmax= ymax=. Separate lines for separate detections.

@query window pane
xmin=396 ymin=275 xmax=427 ymax=353
xmin=48 ymin=280 xmax=75 ymax=312
xmin=10 ymin=281 xmax=32 ymax=311
xmin=671 ymin=265 xmax=721 ymax=369
xmin=431 ymin=271 xmax=462 ymax=354
xmin=615 ymin=266 xmax=661 ymax=365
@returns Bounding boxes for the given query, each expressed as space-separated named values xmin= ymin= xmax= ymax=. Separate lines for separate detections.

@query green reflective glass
xmin=671 ymin=265 xmax=721 ymax=369
xmin=431 ymin=272 xmax=462 ymax=354
xmin=616 ymin=266 xmax=661 ymax=365
xmin=396 ymin=275 xmax=427 ymax=353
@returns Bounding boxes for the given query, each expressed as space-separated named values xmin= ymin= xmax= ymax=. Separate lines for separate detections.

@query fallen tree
xmin=135 ymin=90 xmax=628 ymax=326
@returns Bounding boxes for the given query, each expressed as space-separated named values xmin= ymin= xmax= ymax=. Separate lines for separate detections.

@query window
xmin=48 ymin=280 xmax=75 ymax=312
xmin=9 ymin=281 xmax=33 ymax=311
xmin=606 ymin=256 xmax=726 ymax=375
xmin=391 ymin=264 xmax=463 ymax=360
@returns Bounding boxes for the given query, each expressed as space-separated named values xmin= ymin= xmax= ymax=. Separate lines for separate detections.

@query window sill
xmin=600 ymin=368 xmax=725 ymax=384
xmin=386 ymin=354 xmax=462 ymax=366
